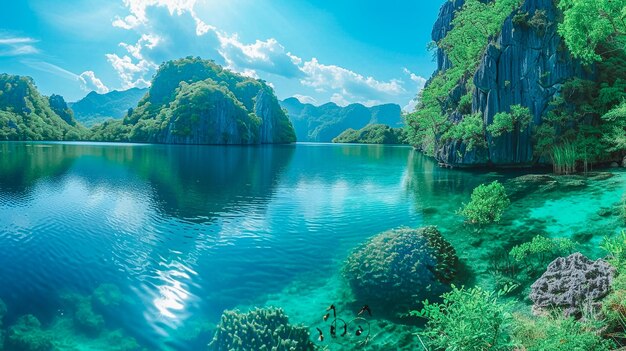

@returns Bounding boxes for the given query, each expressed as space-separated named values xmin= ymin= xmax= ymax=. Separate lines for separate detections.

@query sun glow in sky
xmin=0 ymin=0 xmax=443 ymax=109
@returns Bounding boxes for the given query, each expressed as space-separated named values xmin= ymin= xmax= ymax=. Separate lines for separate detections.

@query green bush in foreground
xmin=413 ymin=284 xmax=516 ymax=351
xmin=459 ymin=181 xmax=510 ymax=224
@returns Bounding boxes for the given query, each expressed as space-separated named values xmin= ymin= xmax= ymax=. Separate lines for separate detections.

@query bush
xmin=459 ymin=181 xmax=510 ymax=224
xmin=512 ymin=314 xmax=615 ymax=351
xmin=414 ymin=284 xmax=516 ymax=351
xmin=509 ymin=235 xmax=576 ymax=265
xmin=601 ymin=230 xmax=626 ymax=269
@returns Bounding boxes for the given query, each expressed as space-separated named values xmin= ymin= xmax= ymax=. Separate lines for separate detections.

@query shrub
xmin=601 ymin=230 xmax=626 ymax=269
xmin=487 ymin=105 xmax=532 ymax=137
xmin=512 ymin=314 xmax=615 ymax=351
xmin=459 ymin=181 xmax=510 ymax=224
xmin=509 ymin=235 xmax=576 ymax=265
xmin=414 ymin=284 xmax=516 ymax=351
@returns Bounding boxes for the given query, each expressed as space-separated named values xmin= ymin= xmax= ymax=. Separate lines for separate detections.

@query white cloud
xmin=293 ymin=94 xmax=317 ymax=105
xmin=21 ymin=59 xmax=78 ymax=81
xmin=79 ymin=71 xmax=110 ymax=94
xmin=105 ymin=52 xmax=156 ymax=89
xmin=0 ymin=36 xmax=39 ymax=56
xmin=330 ymin=93 xmax=350 ymax=107
xmin=120 ymin=34 xmax=161 ymax=60
xmin=112 ymin=0 xmax=213 ymax=35
xmin=402 ymin=68 xmax=427 ymax=112
xmin=299 ymin=58 xmax=406 ymax=106
xmin=217 ymin=33 xmax=303 ymax=79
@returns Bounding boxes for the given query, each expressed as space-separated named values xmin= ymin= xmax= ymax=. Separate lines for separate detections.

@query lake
xmin=0 ymin=142 xmax=624 ymax=350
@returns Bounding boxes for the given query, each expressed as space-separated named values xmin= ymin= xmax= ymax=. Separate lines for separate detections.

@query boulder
xmin=343 ymin=226 xmax=458 ymax=312
xmin=530 ymin=253 xmax=615 ymax=318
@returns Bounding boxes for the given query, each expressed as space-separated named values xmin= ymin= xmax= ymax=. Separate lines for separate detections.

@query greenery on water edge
xmin=0 ymin=74 xmax=87 ymax=141
xmin=332 ymin=124 xmax=408 ymax=145
xmin=459 ymin=181 xmax=510 ymax=224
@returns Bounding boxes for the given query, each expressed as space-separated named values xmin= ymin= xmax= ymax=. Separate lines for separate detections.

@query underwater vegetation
xmin=342 ymin=226 xmax=458 ymax=314
xmin=207 ymin=307 xmax=314 ymax=351
xmin=0 ymin=283 xmax=144 ymax=351
xmin=459 ymin=181 xmax=510 ymax=224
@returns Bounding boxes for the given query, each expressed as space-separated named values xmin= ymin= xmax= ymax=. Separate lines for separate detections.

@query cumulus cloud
xmin=79 ymin=71 xmax=110 ymax=94
xmin=217 ymin=34 xmax=303 ymax=79
xmin=293 ymin=94 xmax=317 ymax=105
xmin=112 ymin=0 xmax=213 ymax=35
xmin=0 ymin=36 xmax=39 ymax=56
xmin=105 ymin=52 xmax=156 ymax=89
xmin=299 ymin=58 xmax=406 ymax=106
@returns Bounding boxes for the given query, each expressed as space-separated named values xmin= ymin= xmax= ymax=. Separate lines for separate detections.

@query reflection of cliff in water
xmin=0 ymin=142 xmax=295 ymax=221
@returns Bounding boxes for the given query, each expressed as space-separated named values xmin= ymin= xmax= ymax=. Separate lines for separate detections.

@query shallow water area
xmin=0 ymin=141 xmax=624 ymax=350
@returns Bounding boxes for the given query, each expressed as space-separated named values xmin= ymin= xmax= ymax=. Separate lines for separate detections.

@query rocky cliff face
xmin=432 ymin=0 xmax=591 ymax=167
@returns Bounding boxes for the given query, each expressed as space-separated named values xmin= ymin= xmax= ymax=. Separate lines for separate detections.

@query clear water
xmin=0 ymin=142 xmax=624 ymax=350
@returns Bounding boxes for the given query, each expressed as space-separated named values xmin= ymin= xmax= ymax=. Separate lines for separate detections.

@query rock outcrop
xmin=431 ymin=0 xmax=591 ymax=167
xmin=530 ymin=253 xmax=615 ymax=318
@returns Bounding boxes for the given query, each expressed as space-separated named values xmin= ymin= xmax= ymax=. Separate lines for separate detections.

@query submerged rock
xmin=6 ymin=315 xmax=55 ymax=351
xmin=343 ymin=226 xmax=458 ymax=312
xmin=93 ymin=283 xmax=123 ymax=308
xmin=530 ymin=253 xmax=615 ymax=318
xmin=208 ymin=307 xmax=314 ymax=351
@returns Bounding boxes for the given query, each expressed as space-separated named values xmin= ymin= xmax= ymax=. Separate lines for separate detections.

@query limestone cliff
xmin=430 ymin=0 xmax=592 ymax=167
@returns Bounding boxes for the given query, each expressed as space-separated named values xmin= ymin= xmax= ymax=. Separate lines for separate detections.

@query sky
xmin=0 ymin=0 xmax=443 ymax=110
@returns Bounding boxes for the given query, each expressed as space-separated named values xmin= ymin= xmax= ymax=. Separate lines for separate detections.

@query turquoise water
xmin=0 ymin=142 xmax=624 ymax=350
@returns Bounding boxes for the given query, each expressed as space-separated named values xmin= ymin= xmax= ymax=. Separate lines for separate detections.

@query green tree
xmin=557 ymin=0 xmax=626 ymax=64
xmin=459 ymin=181 xmax=510 ymax=224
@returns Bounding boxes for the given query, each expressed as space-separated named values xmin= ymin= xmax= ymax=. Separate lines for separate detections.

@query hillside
xmin=0 ymin=74 xmax=86 ymax=141
xmin=69 ymin=88 xmax=147 ymax=127
xmin=332 ymin=124 xmax=408 ymax=145
xmin=281 ymin=98 xmax=402 ymax=142
xmin=90 ymin=57 xmax=296 ymax=145
xmin=406 ymin=0 xmax=626 ymax=170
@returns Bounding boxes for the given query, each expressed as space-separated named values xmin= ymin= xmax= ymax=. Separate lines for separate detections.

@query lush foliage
xmin=557 ymin=0 xmax=626 ymax=64
xmin=509 ymin=235 xmax=576 ymax=264
xmin=601 ymin=230 xmax=626 ymax=269
xmin=512 ymin=314 xmax=615 ymax=351
xmin=0 ymin=74 xmax=87 ymax=141
xmin=459 ymin=181 xmax=510 ymax=224
xmin=414 ymin=284 xmax=516 ymax=351
xmin=332 ymin=123 xmax=407 ymax=144
xmin=405 ymin=0 xmax=521 ymax=155
xmin=487 ymin=105 xmax=532 ymax=137
xmin=91 ymin=57 xmax=295 ymax=144
xmin=442 ymin=113 xmax=486 ymax=151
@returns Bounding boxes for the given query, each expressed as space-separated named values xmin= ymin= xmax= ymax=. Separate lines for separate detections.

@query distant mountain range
xmin=69 ymin=88 xmax=147 ymax=127
xmin=280 ymin=97 xmax=403 ymax=142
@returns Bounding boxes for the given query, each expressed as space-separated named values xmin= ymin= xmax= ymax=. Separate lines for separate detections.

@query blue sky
xmin=0 ymin=0 xmax=442 ymax=109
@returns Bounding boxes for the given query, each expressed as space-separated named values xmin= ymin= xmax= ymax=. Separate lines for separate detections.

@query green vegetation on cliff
xmin=406 ymin=0 xmax=626 ymax=169
xmin=332 ymin=124 xmax=407 ymax=144
xmin=91 ymin=57 xmax=295 ymax=145
xmin=0 ymin=74 xmax=86 ymax=141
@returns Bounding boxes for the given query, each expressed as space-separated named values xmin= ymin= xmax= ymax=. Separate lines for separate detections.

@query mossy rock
xmin=343 ymin=226 xmax=458 ymax=312
xmin=6 ymin=315 xmax=56 ymax=351
xmin=208 ymin=307 xmax=314 ymax=351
